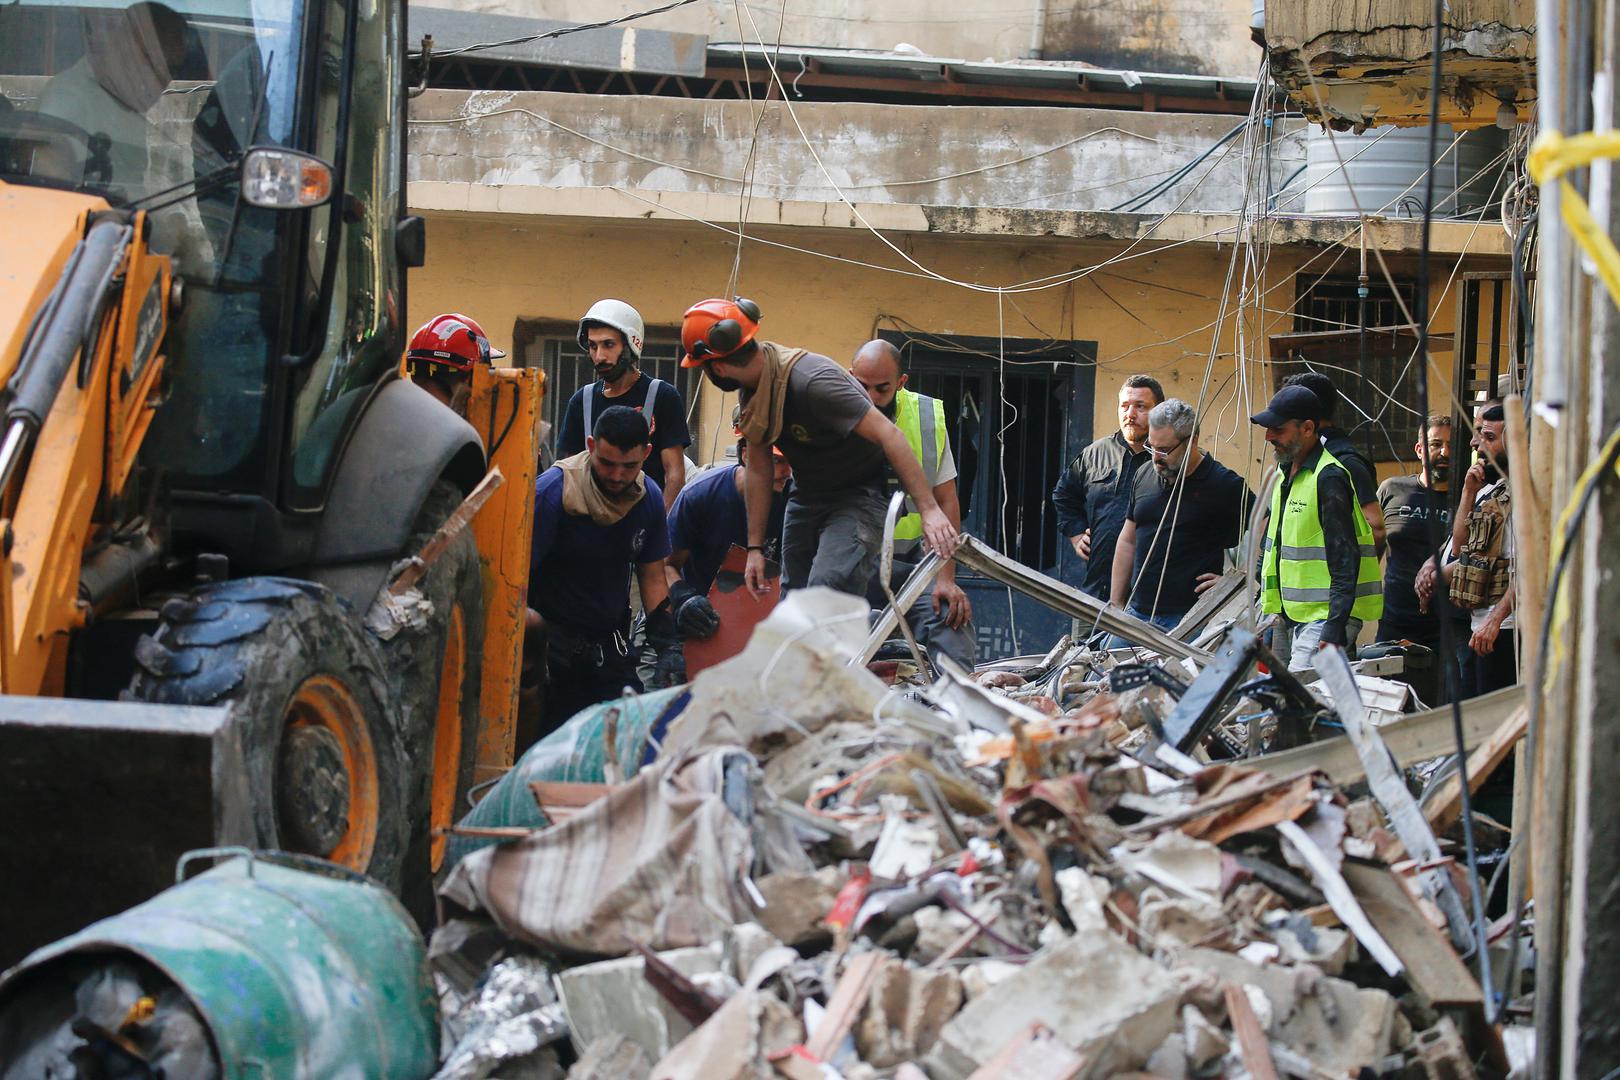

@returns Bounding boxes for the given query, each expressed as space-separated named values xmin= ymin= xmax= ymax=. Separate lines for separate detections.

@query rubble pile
xmin=426 ymin=589 xmax=1518 ymax=1080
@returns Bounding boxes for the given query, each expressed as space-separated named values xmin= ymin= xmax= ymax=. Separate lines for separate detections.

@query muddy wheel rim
xmin=429 ymin=603 xmax=467 ymax=872
xmin=277 ymin=674 xmax=378 ymax=870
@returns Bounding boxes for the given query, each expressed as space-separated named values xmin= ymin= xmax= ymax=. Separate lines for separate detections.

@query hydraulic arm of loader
xmin=464 ymin=363 xmax=544 ymax=788
xmin=0 ymin=193 xmax=170 ymax=697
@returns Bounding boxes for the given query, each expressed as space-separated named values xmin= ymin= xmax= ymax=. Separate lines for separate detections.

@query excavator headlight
xmin=240 ymin=148 xmax=335 ymax=210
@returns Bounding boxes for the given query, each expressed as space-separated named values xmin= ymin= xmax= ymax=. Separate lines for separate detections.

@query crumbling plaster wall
xmin=410 ymin=90 xmax=1307 ymax=218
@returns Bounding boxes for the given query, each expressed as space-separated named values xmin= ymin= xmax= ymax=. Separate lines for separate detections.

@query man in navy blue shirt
xmin=530 ymin=405 xmax=679 ymax=740
xmin=667 ymin=437 xmax=790 ymax=599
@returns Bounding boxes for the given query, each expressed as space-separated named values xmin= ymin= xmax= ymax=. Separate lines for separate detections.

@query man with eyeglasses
xmin=1107 ymin=399 xmax=1252 ymax=644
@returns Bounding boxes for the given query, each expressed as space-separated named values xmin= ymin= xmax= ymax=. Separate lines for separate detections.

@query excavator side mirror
xmin=240 ymin=147 xmax=335 ymax=210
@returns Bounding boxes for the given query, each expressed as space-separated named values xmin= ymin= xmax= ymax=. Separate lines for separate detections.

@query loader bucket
xmin=0 ymin=695 xmax=246 ymax=968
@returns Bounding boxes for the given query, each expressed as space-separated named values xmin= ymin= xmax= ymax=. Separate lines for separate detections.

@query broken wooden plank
xmin=1423 ymin=703 xmax=1529 ymax=834
xmin=1246 ymin=686 xmax=1523 ymax=785
xmin=1223 ymin=983 xmax=1281 ymax=1080
xmin=1341 ymin=860 xmax=1485 ymax=1010
xmin=804 ymin=952 xmax=885 ymax=1062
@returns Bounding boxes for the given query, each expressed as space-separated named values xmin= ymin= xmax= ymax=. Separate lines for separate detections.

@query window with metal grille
xmin=1273 ymin=277 xmax=1424 ymax=463
xmin=512 ymin=324 xmax=701 ymax=449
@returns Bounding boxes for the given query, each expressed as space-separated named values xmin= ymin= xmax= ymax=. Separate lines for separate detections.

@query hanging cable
xmin=1412 ymin=0 xmax=1498 ymax=1011
xmin=414 ymin=0 xmax=707 ymax=59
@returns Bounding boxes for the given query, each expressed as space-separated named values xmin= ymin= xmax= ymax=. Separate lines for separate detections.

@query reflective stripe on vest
xmin=893 ymin=389 xmax=946 ymax=541
xmin=1259 ymin=447 xmax=1383 ymax=623
xmin=584 ymin=377 xmax=663 ymax=441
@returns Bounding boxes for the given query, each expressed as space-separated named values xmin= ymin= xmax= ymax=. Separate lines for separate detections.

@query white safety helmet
xmin=576 ymin=299 xmax=645 ymax=362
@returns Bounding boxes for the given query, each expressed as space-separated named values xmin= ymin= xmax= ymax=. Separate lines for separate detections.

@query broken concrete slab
xmin=650 ymin=991 xmax=802 ymax=1080
xmin=1138 ymin=892 xmax=1238 ymax=951
xmin=556 ymin=945 xmax=725 ymax=1062
xmin=1145 ymin=1034 xmax=1190 ymax=1080
xmin=927 ymin=931 xmax=1181 ymax=1079
xmin=855 ymin=959 xmax=963 ymax=1067
xmin=721 ymin=923 xmax=786 ymax=986
xmin=1116 ymin=830 xmax=1225 ymax=904
xmin=568 ymin=1034 xmax=651 ymax=1080
xmin=1173 ymin=947 xmax=1396 ymax=1075
xmin=1181 ymin=1004 xmax=1228 ymax=1069
xmin=751 ymin=870 xmax=840 ymax=949
xmin=964 ymin=1020 xmax=1087 ymax=1080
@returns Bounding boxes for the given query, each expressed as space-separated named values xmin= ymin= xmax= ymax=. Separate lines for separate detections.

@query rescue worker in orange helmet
xmin=681 ymin=297 xmax=957 ymax=600
xmin=404 ymin=313 xmax=505 ymax=415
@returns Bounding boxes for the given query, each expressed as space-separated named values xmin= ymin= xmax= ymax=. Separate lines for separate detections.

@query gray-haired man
xmin=1109 ymin=399 xmax=1253 ymax=644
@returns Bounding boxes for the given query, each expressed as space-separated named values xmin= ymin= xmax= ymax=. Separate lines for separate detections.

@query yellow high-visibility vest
xmin=892 ymin=388 xmax=947 ymax=541
xmin=1260 ymin=447 xmax=1383 ymax=622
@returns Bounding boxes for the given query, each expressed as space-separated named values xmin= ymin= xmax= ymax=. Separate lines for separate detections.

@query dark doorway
xmin=880 ymin=331 xmax=1097 ymax=658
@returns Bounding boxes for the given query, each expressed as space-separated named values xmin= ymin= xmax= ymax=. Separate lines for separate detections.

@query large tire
xmin=125 ymin=577 xmax=409 ymax=890
xmin=378 ymin=480 xmax=484 ymax=922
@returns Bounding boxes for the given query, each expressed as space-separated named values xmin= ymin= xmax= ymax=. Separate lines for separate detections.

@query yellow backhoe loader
xmin=0 ymin=0 xmax=539 ymax=964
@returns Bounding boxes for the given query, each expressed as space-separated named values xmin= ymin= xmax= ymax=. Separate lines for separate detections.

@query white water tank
xmin=1302 ymin=125 xmax=1508 ymax=218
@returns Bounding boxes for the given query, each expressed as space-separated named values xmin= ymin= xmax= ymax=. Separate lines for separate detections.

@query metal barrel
xmin=0 ymin=849 xmax=438 ymax=1080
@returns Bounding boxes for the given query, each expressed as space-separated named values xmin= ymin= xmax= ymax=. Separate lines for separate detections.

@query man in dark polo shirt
xmin=678 ymin=297 xmax=956 ymax=598
xmin=1052 ymin=374 xmax=1163 ymax=599
xmin=1108 ymin=398 xmax=1252 ymax=644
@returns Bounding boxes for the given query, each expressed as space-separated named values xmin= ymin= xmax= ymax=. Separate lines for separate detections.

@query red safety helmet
xmin=680 ymin=297 xmax=761 ymax=367
xmin=406 ymin=313 xmax=506 ymax=378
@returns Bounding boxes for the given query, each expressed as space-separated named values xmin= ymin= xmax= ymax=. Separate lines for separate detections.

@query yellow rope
xmin=1543 ymin=423 xmax=1620 ymax=683
xmin=1527 ymin=130 xmax=1620 ymax=309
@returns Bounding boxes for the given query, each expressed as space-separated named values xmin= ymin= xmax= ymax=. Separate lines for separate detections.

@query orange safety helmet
xmin=680 ymin=297 xmax=761 ymax=367
xmin=406 ymin=313 xmax=506 ymax=379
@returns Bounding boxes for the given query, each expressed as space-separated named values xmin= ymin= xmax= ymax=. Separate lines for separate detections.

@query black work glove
xmin=646 ymin=598 xmax=687 ymax=687
xmin=652 ymin=646 xmax=687 ymax=688
xmin=668 ymin=579 xmax=721 ymax=641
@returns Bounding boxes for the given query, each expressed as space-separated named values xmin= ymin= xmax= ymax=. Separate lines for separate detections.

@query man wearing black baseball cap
xmin=1251 ymin=385 xmax=1383 ymax=670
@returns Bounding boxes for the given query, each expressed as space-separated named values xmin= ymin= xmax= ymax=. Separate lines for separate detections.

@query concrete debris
xmin=854 ymin=959 xmax=962 ymax=1066
xmin=555 ymin=945 xmax=727 ymax=1062
xmin=650 ymin=990 xmax=803 ymax=1080
xmin=568 ymin=1034 xmax=652 ymax=1080
xmin=409 ymin=589 xmax=1511 ymax=1077
xmin=7 ymin=583 xmax=1493 ymax=1079
xmin=751 ymin=869 xmax=841 ymax=949
xmin=927 ymin=931 xmax=1181 ymax=1078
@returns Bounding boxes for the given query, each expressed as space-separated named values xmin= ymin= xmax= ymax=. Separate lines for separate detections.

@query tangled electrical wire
xmin=411 ymin=0 xmax=706 ymax=60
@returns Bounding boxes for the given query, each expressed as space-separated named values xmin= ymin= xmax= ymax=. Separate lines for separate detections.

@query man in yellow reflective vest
xmin=1251 ymin=385 xmax=1383 ymax=671
xmin=850 ymin=340 xmax=975 ymax=668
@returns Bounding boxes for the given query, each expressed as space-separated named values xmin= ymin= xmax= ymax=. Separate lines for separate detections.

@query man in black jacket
xmin=1052 ymin=374 xmax=1164 ymax=600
